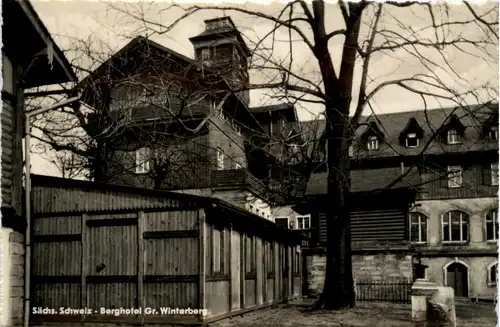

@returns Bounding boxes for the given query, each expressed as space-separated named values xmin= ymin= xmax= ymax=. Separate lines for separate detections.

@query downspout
xmin=24 ymin=95 xmax=81 ymax=327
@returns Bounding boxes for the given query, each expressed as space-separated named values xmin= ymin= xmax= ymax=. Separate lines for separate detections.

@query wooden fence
xmin=355 ymin=281 xmax=412 ymax=303
xmin=30 ymin=175 xmax=302 ymax=326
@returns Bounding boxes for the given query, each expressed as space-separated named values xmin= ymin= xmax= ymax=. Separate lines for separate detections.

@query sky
xmin=28 ymin=0 xmax=498 ymax=176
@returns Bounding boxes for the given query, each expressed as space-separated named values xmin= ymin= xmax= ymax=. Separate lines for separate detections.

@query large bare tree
xmin=30 ymin=0 xmax=498 ymax=310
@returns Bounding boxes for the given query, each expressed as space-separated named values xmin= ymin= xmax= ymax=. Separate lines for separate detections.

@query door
xmin=446 ymin=262 xmax=468 ymax=297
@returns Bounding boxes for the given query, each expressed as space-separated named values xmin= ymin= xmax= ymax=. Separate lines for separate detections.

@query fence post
xmin=198 ymin=209 xmax=206 ymax=322
xmin=80 ymin=213 xmax=88 ymax=322
xmin=228 ymin=225 xmax=232 ymax=312
xmin=137 ymin=211 xmax=144 ymax=323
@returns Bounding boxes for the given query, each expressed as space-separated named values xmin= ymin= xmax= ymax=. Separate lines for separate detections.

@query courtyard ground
xmin=210 ymin=300 xmax=497 ymax=327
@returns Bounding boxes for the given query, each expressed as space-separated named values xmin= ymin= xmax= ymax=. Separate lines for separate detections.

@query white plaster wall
xmin=414 ymin=197 xmax=498 ymax=248
xmin=272 ymin=205 xmax=309 ymax=229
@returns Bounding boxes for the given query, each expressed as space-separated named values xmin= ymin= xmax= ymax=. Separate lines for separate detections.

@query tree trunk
xmin=314 ymin=108 xmax=355 ymax=310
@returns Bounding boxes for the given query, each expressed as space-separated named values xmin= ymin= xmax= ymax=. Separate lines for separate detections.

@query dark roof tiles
xmin=305 ymin=166 xmax=421 ymax=195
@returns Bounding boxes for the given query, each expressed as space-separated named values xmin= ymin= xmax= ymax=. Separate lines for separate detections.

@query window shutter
xmin=483 ymin=164 xmax=492 ymax=186
xmin=318 ymin=212 xmax=327 ymax=243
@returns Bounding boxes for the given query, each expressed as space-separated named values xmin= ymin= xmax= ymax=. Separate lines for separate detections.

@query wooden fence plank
xmin=240 ymin=233 xmax=245 ymax=309
xmin=227 ymin=226 xmax=232 ymax=312
xmin=81 ymin=213 xmax=88 ymax=322
xmin=198 ymin=209 xmax=206 ymax=322
xmin=138 ymin=211 xmax=144 ymax=323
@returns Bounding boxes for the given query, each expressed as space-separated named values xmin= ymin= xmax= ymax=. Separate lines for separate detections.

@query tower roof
xmin=189 ymin=16 xmax=250 ymax=56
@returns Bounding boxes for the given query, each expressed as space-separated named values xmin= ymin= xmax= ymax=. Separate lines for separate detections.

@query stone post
xmin=411 ymin=279 xmax=438 ymax=323
xmin=411 ymin=278 xmax=456 ymax=327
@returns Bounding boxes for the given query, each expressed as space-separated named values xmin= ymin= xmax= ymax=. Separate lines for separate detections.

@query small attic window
xmin=406 ymin=133 xmax=419 ymax=148
xmin=447 ymin=129 xmax=461 ymax=144
xmin=489 ymin=126 xmax=498 ymax=141
xmin=367 ymin=136 xmax=379 ymax=151
xmin=201 ymin=48 xmax=210 ymax=61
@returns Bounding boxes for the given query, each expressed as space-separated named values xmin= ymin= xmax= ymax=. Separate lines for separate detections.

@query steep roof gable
xmin=79 ymin=36 xmax=210 ymax=89
xmin=304 ymin=102 xmax=498 ymax=160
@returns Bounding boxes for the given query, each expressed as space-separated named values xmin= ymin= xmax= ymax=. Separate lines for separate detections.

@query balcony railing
xmin=292 ymin=229 xmax=313 ymax=248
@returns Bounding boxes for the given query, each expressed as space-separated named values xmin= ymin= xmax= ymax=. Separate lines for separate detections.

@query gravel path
xmin=210 ymin=301 xmax=496 ymax=327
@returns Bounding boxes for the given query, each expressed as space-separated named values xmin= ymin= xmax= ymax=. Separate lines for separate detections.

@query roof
xmin=30 ymin=174 xmax=302 ymax=243
xmin=303 ymin=103 xmax=498 ymax=160
xmin=3 ymin=0 xmax=77 ymax=87
xmin=78 ymin=36 xmax=251 ymax=120
xmin=305 ymin=166 xmax=421 ymax=196
xmin=79 ymin=36 xmax=211 ymax=88
xmin=189 ymin=16 xmax=250 ymax=55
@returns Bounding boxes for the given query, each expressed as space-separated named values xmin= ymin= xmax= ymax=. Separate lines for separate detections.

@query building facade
xmin=1 ymin=0 xmax=77 ymax=325
xmin=302 ymin=104 xmax=498 ymax=300
xmin=79 ymin=17 xmax=303 ymax=222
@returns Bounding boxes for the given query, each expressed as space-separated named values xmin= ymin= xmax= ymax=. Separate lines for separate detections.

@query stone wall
xmin=304 ymin=252 xmax=413 ymax=296
xmin=0 ymin=228 xmax=24 ymax=327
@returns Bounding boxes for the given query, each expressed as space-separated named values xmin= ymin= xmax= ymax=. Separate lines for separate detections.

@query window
xmin=442 ymin=211 xmax=469 ymax=243
xmin=201 ymin=48 xmax=210 ymax=61
xmin=406 ymin=133 xmax=419 ymax=148
xmin=410 ymin=212 xmax=427 ymax=244
xmin=489 ymin=127 xmax=498 ymax=141
xmin=216 ymin=149 xmax=224 ymax=170
xmin=367 ymin=136 xmax=379 ymax=150
xmin=487 ymin=263 xmax=498 ymax=286
xmin=491 ymin=163 xmax=498 ymax=185
xmin=447 ymin=166 xmax=462 ymax=188
xmin=447 ymin=129 xmax=461 ymax=144
xmin=486 ymin=210 xmax=498 ymax=242
xmin=275 ymin=217 xmax=289 ymax=230
xmin=135 ymin=148 xmax=150 ymax=174
xmin=296 ymin=215 xmax=311 ymax=229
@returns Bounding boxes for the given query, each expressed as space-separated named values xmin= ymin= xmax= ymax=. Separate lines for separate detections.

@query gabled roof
xmin=361 ymin=121 xmax=385 ymax=141
xmin=399 ymin=117 xmax=424 ymax=141
xmin=78 ymin=36 xmax=258 ymax=122
xmin=79 ymin=36 xmax=212 ymax=88
xmin=3 ymin=0 xmax=77 ymax=87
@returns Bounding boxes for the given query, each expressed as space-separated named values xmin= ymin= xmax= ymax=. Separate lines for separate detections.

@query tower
xmin=189 ymin=17 xmax=250 ymax=106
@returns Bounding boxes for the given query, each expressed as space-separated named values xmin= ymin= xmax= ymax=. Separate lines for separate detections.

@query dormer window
xmin=367 ymin=136 xmax=379 ymax=151
xmin=447 ymin=129 xmax=461 ymax=144
xmin=406 ymin=133 xmax=419 ymax=148
xmin=201 ymin=48 xmax=210 ymax=61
